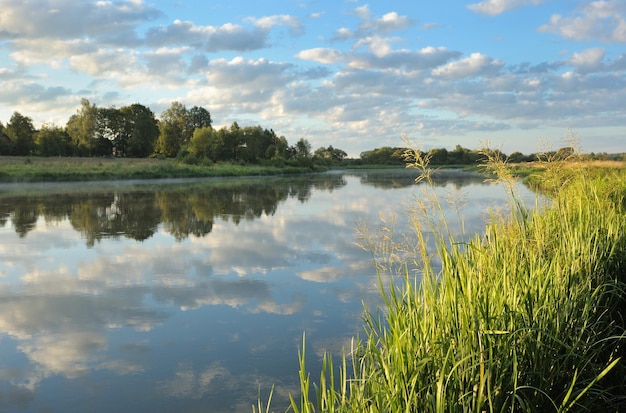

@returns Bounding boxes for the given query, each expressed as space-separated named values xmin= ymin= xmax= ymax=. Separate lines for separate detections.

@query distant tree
xmin=188 ymin=126 xmax=212 ymax=158
xmin=155 ymin=102 xmax=188 ymax=157
xmin=428 ymin=147 xmax=448 ymax=165
xmin=314 ymin=145 xmax=348 ymax=163
xmin=224 ymin=122 xmax=243 ymax=160
xmin=121 ymin=103 xmax=159 ymax=157
xmin=211 ymin=127 xmax=230 ymax=161
xmin=360 ymin=147 xmax=406 ymax=165
xmin=185 ymin=106 xmax=212 ymax=138
xmin=0 ymin=120 xmax=13 ymax=155
xmin=6 ymin=112 xmax=36 ymax=156
xmin=240 ymin=126 xmax=274 ymax=163
xmin=508 ymin=151 xmax=530 ymax=163
xmin=97 ymin=107 xmax=124 ymax=155
xmin=295 ymin=138 xmax=311 ymax=159
xmin=556 ymin=146 xmax=575 ymax=161
xmin=35 ymin=124 xmax=73 ymax=156
xmin=449 ymin=144 xmax=467 ymax=164
xmin=66 ymin=99 xmax=98 ymax=156
xmin=314 ymin=146 xmax=328 ymax=159
xmin=268 ymin=133 xmax=289 ymax=160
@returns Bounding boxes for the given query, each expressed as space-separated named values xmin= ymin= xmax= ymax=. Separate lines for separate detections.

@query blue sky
xmin=1 ymin=0 xmax=625 ymax=156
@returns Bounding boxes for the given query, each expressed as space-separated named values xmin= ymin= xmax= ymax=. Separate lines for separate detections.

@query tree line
xmin=1 ymin=100 xmax=623 ymax=165
xmin=358 ymin=144 xmax=626 ymax=165
xmin=0 ymin=99 xmax=342 ymax=166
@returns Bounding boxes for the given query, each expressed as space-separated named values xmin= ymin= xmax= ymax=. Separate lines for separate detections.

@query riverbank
xmin=1 ymin=156 xmax=623 ymax=184
xmin=271 ymin=157 xmax=626 ymax=412
xmin=0 ymin=156 xmax=324 ymax=182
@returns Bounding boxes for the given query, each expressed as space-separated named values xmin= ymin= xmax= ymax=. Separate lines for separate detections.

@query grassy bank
xmin=0 ymin=156 xmax=322 ymax=182
xmin=261 ymin=154 xmax=626 ymax=412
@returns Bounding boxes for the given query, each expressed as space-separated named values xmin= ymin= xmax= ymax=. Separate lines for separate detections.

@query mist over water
xmin=0 ymin=170 xmax=538 ymax=412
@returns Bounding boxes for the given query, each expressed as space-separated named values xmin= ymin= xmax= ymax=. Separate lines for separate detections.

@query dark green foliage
xmin=35 ymin=125 xmax=73 ymax=156
xmin=6 ymin=112 xmax=36 ymax=156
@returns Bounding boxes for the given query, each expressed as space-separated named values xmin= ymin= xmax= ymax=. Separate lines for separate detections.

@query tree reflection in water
xmin=0 ymin=170 xmax=529 ymax=413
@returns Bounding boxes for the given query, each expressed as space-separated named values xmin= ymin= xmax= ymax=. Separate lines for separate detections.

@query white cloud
xmin=8 ymin=38 xmax=94 ymax=67
xmin=298 ymin=45 xmax=461 ymax=71
xmin=431 ymin=52 xmax=503 ymax=80
xmin=296 ymin=48 xmax=347 ymax=64
xmin=568 ymin=48 xmax=606 ymax=73
xmin=467 ymin=0 xmax=546 ymax=16
xmin=333 ymin=5 xmax=414 ymax=39
xmin=372 ymin=11 xmax=414 ymax=34
xmin=349 ymin=46 xmax=462 ymax=70
xmin=0 ymin=0 xmax=160 ymax=40
xmin=145 ymin=20 xmax=268 ymax=51
xmin=248 ymin=14 xmax=304 ymax=35
xmin=538 ymin=0 xmax=626 ymax=42
xmin=354 ymin=36 xmax=395 ymax=57
xmin=203 ymin=57 xmax=293 ymax=98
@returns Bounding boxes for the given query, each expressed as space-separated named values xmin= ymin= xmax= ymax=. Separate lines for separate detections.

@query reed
xmin=266 ymin=145 xmax=626 ymax=412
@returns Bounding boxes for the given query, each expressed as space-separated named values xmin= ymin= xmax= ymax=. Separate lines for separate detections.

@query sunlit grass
xmin=259 ymin=144 xmax=626 ymax=412
xmin=0 ymin=156 xmax=317 ymax=182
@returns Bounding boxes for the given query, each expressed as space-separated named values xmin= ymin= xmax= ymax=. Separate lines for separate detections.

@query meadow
xmin=257 ymin=151 xmax=626 ymax=412
xmin=0 ymin=156 xmax=318 ymax=182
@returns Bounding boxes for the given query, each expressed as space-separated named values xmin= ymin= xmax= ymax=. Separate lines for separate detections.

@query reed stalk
xmin=260 ymin=143 xmax=626 ymax=412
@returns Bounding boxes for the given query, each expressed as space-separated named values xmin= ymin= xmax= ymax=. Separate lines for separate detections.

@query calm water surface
xmin=0 ymin=170 xmax=537 ymax=412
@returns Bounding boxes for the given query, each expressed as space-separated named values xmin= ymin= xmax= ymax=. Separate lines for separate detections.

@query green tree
xmin=209 ymin=127 xmax=228 ymax=161
xmin=6 ymin=112 xmax=36 ymax=156
xmin=155 ymin=102 xmax=187 ymax=157
xmin=240 ymin=126 xmax=274 ymax=163
xmin=291 ymin=138 xmax=312 ymax=166
xmin=186 ymin=106 xmax=212 ymax=139
xmin=97 ymin=107 xmax=125 ymax=155
xmin=508 ymin=151 xmax=530 ymax=163
xmin=0 ymin=120 xmax=13 ymax=155
xmin=267 ymin=132 xmax=289 ymax=160
xmin=223 ymin=122 xmax=243 ymax=161
xmin=314 ymin=145 xmax=348 ymax=163
xmin=35 ymin=124 xmax=72 ymax=156
xmin=121 ymin=103 xmax=159 ymax=157
xmin=428 ymin=147 xmax=449 ymax=164
xmin=66 ymin=99 xmax=98 ymax=156
xmin=188 ymin=126 xmax=213 ymax=158
xmin=360 ymin=147 xmax=406 ymax=165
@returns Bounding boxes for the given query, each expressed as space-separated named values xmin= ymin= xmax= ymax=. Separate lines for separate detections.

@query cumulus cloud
xmin=349 ymin=46 xmax=462 ymax=70
xmin=431 ymin=52 xmax=503 ymax=80
xmin=144 ymin=20 xmax=268 ymax=52
xmin=296 ymin=48 xmax=347 ymax=64
xmin=298 ymin=45 xmax=461 ymax=71
xmin=333 ymin=5 xmax=414 ymax=40
xmin=568 ymin=48 xmax=606 ymax=73
xmin=0 ymin=0 xmax=160 ymax=40
xmin=467 ymin=0 xmax=547 ymax=15
xmin=199 ymin=57 xmax=294 ymax=114
xmin=538 ymin=0 xmax=626 ymax=42
xmin=248 ymin=14 xmax=304 ymax=35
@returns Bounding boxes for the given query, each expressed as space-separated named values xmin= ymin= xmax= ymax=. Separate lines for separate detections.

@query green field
xmin=0 ymin=156 xmax=320 ymax=182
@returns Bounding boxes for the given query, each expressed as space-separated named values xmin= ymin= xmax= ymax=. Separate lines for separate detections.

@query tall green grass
xmin=258 ymin=146 xmax=626 ymax=412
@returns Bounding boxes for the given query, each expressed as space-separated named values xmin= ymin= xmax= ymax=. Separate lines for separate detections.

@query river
xmin=0 ymin=169 xmax=537 ymax=412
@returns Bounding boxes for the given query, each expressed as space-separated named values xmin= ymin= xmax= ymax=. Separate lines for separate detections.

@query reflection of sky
xmin=0 ymin=172 xmax=540 ymax=412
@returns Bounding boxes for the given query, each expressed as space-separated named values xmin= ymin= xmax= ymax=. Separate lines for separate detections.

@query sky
xmin=0 ymin=0 xmax=625 ymax=157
